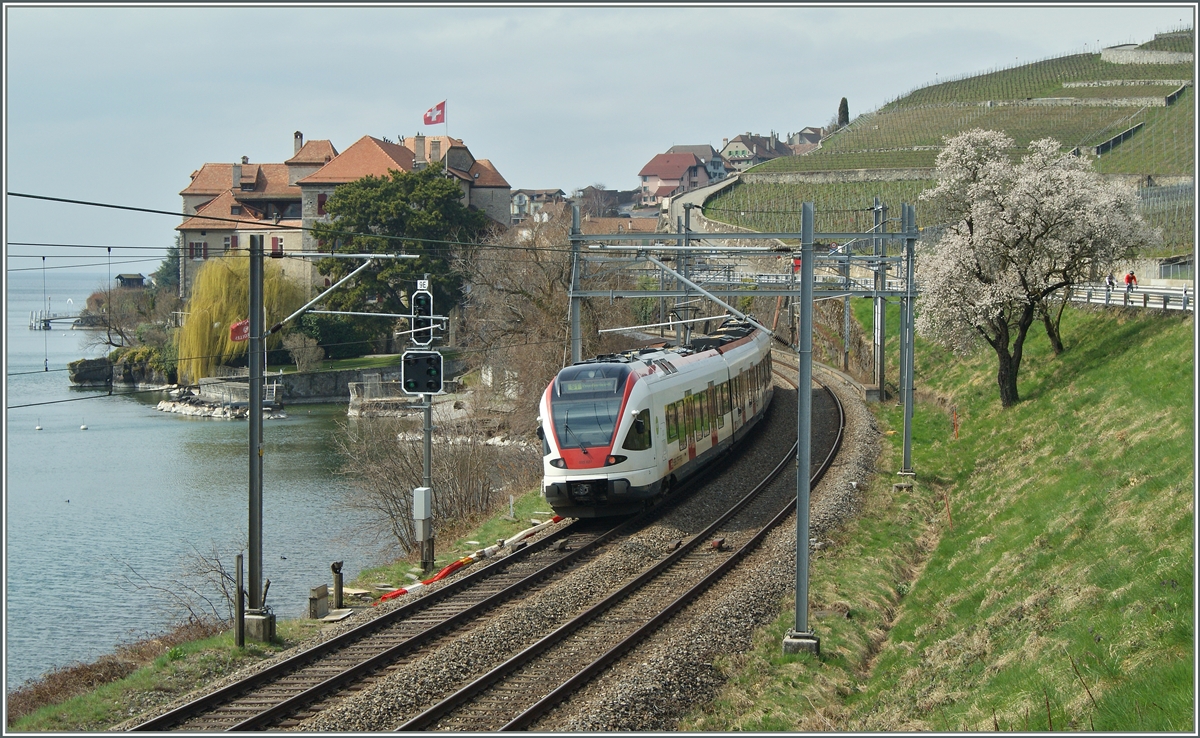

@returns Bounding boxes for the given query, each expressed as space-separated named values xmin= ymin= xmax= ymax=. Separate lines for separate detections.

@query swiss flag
xmin=423 ymin=100 xmax=446 ymax=125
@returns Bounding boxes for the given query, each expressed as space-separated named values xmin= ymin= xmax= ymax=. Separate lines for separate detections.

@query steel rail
xmin=133 ymin=458 xmax=727 ymax=731
xmin=131 ymin=518 xmax=599 ymax=731
xmin=397 ymin=370 xmax=841 ymax=731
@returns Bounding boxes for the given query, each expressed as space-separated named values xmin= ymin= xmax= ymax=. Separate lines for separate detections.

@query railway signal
xmin=411 ymin=289 xmax=434 ymax=345
xmin=402 ymin=350 xmax=443 ymax=395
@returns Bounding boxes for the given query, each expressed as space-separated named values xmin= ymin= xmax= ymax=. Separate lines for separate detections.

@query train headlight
xmin=549 ymin=458 xmax=567 ymax=469
xmin=604 ymin=455 xmax=627 ymax=466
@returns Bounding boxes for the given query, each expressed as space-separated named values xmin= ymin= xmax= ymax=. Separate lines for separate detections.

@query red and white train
xmin=537 ymin=318 xmax=775 ymax=518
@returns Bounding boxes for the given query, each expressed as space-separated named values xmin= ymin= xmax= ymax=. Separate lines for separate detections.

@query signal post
xmin=401 ymin=279 xmax=444 ymax=573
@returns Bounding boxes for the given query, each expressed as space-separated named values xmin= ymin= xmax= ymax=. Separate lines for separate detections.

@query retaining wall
xmin=1101 ymin=46 xmax=1193 ymax=65
xmin=196 ymin=356 xmax=466 ymax=405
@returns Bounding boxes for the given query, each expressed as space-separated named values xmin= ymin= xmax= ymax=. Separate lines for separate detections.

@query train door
xmin=732 ymin=370 xmax=742 ymax=433
xmin=708 ymin=382 xmax=719 ymax=446
xmin=684 ymin=391 xmax=696 ymax=461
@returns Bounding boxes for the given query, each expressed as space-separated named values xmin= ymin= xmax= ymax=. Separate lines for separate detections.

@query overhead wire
xmin=7 ymin=257 xmax=163 ymax=272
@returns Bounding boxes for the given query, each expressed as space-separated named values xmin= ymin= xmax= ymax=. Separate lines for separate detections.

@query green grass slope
xmin=682 ymin=305 xmax=1193 ymax=732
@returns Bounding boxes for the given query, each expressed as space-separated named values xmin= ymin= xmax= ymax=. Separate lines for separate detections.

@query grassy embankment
xmin=6 ymin=620 xmax=325 ymax=731
xmin=681 ymin=303 xmax=1193 ymax=731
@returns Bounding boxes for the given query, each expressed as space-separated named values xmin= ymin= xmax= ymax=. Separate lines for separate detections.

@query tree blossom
xmin=915 ymin=129 xmax=1154 ymax=406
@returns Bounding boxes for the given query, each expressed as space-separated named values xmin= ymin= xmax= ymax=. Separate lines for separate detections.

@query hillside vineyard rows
xmin=712 ymin=47 xmax=1193 ymax=252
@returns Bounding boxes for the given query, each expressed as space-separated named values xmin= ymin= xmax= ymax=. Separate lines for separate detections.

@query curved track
xmin=396 ymin=361 xmax=842 ymax=731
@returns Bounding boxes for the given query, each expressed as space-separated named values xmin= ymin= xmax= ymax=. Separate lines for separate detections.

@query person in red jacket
xmin=1124 ymin=271 xmax=1138 ymax=293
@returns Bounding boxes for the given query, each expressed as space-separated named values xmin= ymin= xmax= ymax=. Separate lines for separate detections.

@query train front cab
xmin=541 ymin=363 xmax=663 ymax=517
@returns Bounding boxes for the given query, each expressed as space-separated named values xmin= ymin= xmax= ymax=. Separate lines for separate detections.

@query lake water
xmin=4 ymin=269 xmax=385 ymax=692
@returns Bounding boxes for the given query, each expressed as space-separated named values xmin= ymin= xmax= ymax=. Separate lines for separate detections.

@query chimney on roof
xmin=294 ymin=131 xmax=303 ymax=155
xmin=242 ymin=156 xmax=249 ymax=164
xmin=414 ymin=134 xmax=426 ymax=170
xmin=232 ymin=162 xmax=241 ymax=188
xmin=722 ymin=137 xmax=728 ymax=147
xmin=431 ymin=138 xmax=441 ymax=163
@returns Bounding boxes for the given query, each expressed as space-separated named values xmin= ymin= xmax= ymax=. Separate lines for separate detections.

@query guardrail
xmin=1068 ymin=285 xmax=1192 ymax=312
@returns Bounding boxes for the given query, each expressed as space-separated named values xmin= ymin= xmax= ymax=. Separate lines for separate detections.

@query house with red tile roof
xmin=177 ymin=130 xmax=510 ymax=298
xmin=578 ymin=214 xmax=659 ymax=245
xmin=665 ymin=145 xmax=730 ymax=184
xmin=177 ymin=132 xmax=332 ymax=298
xmin=637 ymin=153 xmax=709 ymax=207
xmin=296 ymin=133 xmax=510 ymax=252
xmin=719 ymin=132 xmax=793 ymax=171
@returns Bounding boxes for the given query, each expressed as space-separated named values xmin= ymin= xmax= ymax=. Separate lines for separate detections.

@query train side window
xmin=700 ymin=390 xmax=709 ymax=433
xmin=666 ymin=402 xmax=678 ymax=443
xmin=622 ymin=409 xmax=652 ymax=451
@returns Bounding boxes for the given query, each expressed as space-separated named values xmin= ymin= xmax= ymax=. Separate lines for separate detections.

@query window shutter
xmin=271 ymin=236 xmax=281 ymax=255
xmin=231 ymin=234 xmax=239 ymax=250
xmin=202 ymin=242 xmax=209 ymax=259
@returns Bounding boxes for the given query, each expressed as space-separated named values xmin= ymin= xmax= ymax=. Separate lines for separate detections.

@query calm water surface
xmin=4 ymin=270 xmax=384 ymax=691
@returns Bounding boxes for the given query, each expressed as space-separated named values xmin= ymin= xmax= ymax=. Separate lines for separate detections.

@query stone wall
xmin=1101 ymin=46 xmax=1193 ymax=65
xmin=742 ymin=168 xmax=934 ymax=185
xmin=470 ymin=186 xmax=513 ymax=225
xmin=196 ymin=356 xmax=465 ymax=404
xmin=68 ymin=357 xmax=171 ymax=388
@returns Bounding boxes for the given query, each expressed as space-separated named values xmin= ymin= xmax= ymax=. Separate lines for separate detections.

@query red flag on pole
xmin=423 ymin=100 xmax=446 ymax=125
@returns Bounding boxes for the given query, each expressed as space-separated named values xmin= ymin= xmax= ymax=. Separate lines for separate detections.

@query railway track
xmin=132 ymin=518 xmax=628 ymax=731
xmin=131 ymin=359 xmax=840 ymax=732
xmin=396 ymin=365 xmax=842 ymax=731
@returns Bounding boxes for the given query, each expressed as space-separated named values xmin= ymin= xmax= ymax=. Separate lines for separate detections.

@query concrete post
xmin=784 ymin=202 xmax=820 ymax=656
xmin=873 ymin=198 xmax=888 ymax=399
xmin=901 ymin=204 xmax=917 ymax=475
xmin=842 ymin=250 xmax=851 ymax=373
xmin=422 ymin=398 xmax=434 ymax=572
xmin=235 ymin=553 xmax=244 ymax=648
xmin=248 ymin=234 xmax=264 ymax=611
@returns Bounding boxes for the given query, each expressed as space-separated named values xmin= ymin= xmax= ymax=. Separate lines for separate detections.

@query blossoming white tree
xmin=915 ymin=129 xmax=1153 ymax=407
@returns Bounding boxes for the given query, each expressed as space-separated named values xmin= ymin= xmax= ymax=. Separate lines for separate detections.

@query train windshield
xmin=551 ymin=364 xmax=632 ymax=450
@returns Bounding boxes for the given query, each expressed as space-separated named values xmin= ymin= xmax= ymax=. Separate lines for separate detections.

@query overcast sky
xmin=3 ymin=3 xmax=1193 ymax=276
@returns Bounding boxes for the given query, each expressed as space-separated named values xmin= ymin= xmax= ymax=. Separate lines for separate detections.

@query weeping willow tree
xmin=176 ymin=253 xmax=307 ymax=383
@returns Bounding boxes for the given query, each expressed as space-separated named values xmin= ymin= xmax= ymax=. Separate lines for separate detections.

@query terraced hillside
xmin=705 ymin=29 xmax=1194 ymax=253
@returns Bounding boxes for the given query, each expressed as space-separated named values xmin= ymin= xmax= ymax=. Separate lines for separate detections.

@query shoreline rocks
xmin=155 ymin=396 xmax=287 ymax=420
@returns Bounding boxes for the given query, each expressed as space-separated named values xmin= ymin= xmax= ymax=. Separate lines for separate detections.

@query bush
xmin=300 ymin=313 xmax=383 ymax=360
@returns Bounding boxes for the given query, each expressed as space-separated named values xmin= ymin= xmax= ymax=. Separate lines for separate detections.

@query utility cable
xmin=7 ymin=194 xmax=584 ymax=255
xmin=7 ymin=257 xmax=164 ymax=272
